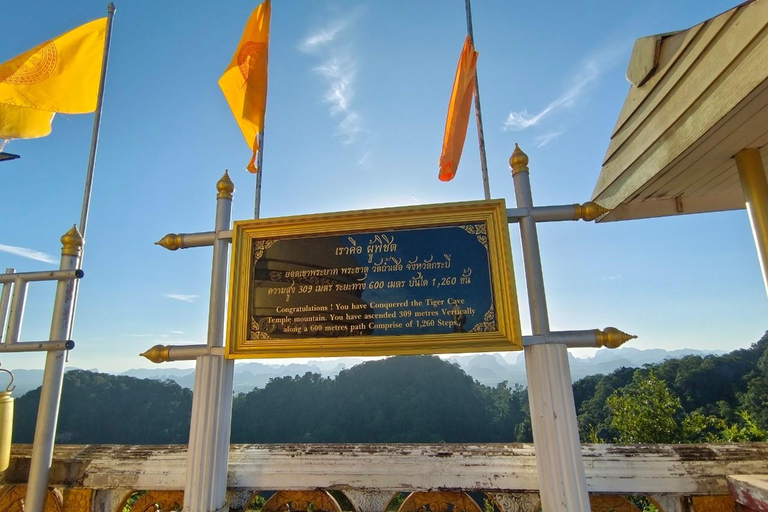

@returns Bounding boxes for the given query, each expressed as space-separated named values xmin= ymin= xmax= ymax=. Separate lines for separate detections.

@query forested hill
xmin=13 ymin=333 xmax=768 ymax=444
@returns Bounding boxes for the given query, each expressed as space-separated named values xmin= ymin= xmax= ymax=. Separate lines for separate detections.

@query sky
xmin=1 ymin=0 xmax=766 ymax=373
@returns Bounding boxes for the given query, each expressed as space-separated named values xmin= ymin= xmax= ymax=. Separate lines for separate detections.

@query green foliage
xmin=607 ymin=368 xmax=768 ymax=444
xmin=231 ymin=356 xmax=530 ymax=443
xmin=11 ymin=332 xmax=768 ymax=445
xmin=245 ymin=495 xmax=266 ymax=512
xmin=575 ymin=367 xmax=635 ymax=442
xmin=14 ymin=370 xmax=192 ymax=444
xmin=384 ymin=493 xmax=407 ymax=512
xmin=739 ymin=333 xmax=768 ymax=428
xmin=607 ymin=371 xmax=682 ymax=443
xmin=121 ymin=492 xmax=146 ymax=512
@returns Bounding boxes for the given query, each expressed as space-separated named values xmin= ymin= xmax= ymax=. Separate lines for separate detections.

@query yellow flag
xmin=0 ymin=103 xmax=54 ymax=140
xmin=219 ymin=0 xmax=270 ymax=173
xmin=438 ymin=36 xmax=478 ymax=182
xmin=0 ymin=18 xmax=106 ymax=114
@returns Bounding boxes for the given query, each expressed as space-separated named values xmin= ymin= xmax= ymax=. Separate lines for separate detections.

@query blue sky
xmin=1 ymin=0 xmax=765 ymax=372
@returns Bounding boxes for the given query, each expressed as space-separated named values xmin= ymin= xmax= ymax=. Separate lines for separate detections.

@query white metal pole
xmin=464 ymin=0 xmax=491 ymax=200
xmin=0 ymin=269 xmax=13 ymax=343
xmin=25 ymin=226 xmax=83 ymax=512
xmin=4 ymin=279 xmax=27 ymax=345
xmin=510 ymin=144 xmax=590 ymax=512
xmin=184 ymin=172 xmax=236 ymax=512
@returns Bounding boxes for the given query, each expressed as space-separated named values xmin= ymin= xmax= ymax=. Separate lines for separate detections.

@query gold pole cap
xmin=155 ymin=233 xmax=182 ymax=251
xmin=217 ymin=170 xmax=235 ymax=199
xmin=509 ymin=143 xmax=529 ymax=174
xmin=595 ymin=327 xmax=637 ymax=349
xmin=577 ymin=202 xmax=611 ymax=222
xmin=140 ymin=344 xmax=171 ymax=364
xmin=61 ymin=225 xmax=84 ymax=257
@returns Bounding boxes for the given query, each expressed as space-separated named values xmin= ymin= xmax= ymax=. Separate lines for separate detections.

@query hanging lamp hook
xmin=0 ymin=367 xmax=15 ymax=393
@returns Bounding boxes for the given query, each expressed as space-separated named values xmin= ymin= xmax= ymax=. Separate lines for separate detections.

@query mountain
xmin=8 ymin=347 xmax=725 ymax=397
xmin=10 ymin=334 xmax=768 ymax=445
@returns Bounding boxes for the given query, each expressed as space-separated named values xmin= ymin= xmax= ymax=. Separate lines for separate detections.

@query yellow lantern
xmin=0 ymin=369 xmax=15 ymax=472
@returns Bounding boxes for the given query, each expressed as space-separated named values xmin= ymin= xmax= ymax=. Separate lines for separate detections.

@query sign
xmin=226 ymin=200 xmax=521 ymax=358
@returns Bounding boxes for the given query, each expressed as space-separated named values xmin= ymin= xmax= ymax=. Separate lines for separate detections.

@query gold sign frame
xmin=226 ymin=200 xmax=521 ymax=359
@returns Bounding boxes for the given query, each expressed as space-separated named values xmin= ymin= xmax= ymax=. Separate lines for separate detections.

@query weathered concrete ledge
xmin=3 ymin=443 xmax=768 ymax=495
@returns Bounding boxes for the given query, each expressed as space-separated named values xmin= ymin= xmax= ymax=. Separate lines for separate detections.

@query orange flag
xmin=438 ymin=36 xmax=478 ymax=182
xmin=219 ymin=0 xmax=270 ymax=173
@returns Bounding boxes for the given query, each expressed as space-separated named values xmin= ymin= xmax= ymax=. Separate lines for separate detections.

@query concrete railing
xmin=2 ymin=443 xmax=768 ymax=512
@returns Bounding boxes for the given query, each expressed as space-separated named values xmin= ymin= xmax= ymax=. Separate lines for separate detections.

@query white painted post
xmin=510 ymin=145 xmax=590 ymax=512
xmin=25 ymin=226 xmax=83 ymax=512
xmin=183 ymin=173 xmax=236 ymax=512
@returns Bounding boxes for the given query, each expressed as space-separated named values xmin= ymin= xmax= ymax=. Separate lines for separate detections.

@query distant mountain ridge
xmin=8 ymin=348 xmax=723 ymax=397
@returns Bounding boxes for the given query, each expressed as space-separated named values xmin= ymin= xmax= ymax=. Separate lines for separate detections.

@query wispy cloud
xmin=300 ymin=14 xmax=364 ymax=145
xmin=601 ymin=275 xmax=622 ymax=282
xmin=357 ymin=150 xmax=371 ymax=168
xmin=0 ymin=243 xmax=57 ymax=264
xmin=503 ymin=47 xmax=624 ymax=132
xmin=535 ymin=132 xmax=562 ymax=148
xmin=170 ymin=330 xmax=184 ymax=335
xmin=299 ymin=20 xmax=347 ymax=53
xmin=164 ymin=294 xmax=199 ymax=303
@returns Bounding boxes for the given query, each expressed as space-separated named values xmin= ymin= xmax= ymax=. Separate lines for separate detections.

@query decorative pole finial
xmin=509 ymin=143 xmax=529 ymax=174
xmin=576 ymin=202 xmax=611 ymax=221
xmin=140 ymin=344 xmax=170 ymax=364
xmin=155 ymin=233 xmax=182 ymax=251
xmin=595 ymin=327 xmax=637 ymax=349
xmin=60 ymin=225 xmax=84 ymax=257
xmin=217 ymin=170 xmax=235 ymax=200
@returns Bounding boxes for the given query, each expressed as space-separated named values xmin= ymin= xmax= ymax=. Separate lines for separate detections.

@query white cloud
xmin=164 ymin=294 xmax=199 ymax=303
xmin=0 ymin=243 xmax=57 ymax=264
xmin=300 ymin=16 xmax=364 ymax=145
xmin=503 ymin=48 xmax=622 ymax=131
xmin=299 ymin=20 xmax=347 ymax=53
xmin=535 ymin=132 xmax=562 ymax=148
xmin=170 ymin=330 xmax=184 ymax=335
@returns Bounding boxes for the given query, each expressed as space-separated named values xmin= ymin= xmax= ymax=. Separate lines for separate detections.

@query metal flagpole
xmin=254 ymin=131 xmax=265 ymax=219
xmin=79 ymin=3 xmax=116 ymax=238
xmin=67 ymin=3 xmax=116 ymax=343
xmin=464 ymin=0 xmax=491 ymax=200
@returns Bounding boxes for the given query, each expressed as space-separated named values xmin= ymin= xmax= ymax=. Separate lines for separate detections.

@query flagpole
xmin=464 ymin=0 xmax=491 ymax=200
xmin=254 ymin=131 xmax=264 ymax=219
xmin=68 ymin=2 xmax=115 ymax=341
xmin=79 ymin=2 xmax=116 ymax=237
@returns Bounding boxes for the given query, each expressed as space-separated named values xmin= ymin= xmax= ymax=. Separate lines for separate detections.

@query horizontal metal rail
xmin=156 ymin=203 xmax=607 ymax=252
xmin=0 ymin=269 xmax=84 ymax=284
xmin=141 ymin=328 xmax=633 ymax=364
xmin=0 ymin=340 xmax=74 ymax=352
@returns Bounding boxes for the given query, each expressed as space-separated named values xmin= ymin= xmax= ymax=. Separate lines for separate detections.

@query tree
xmin=14 ymin=370 xmax=192 ymax=444
xmin=607 ymin=371 xmax=681 ymax=443
xmin=739 ymin=332 xmax=768 ymax=430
